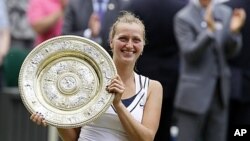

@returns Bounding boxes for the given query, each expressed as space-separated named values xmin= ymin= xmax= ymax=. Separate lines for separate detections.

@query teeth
xmin=123 ymin=50 xmax=133 ymax=53
xmin=122 ymin=50 xmax=133 ymax=54
xmin=124 ymin=51 xmax=133 ymax=53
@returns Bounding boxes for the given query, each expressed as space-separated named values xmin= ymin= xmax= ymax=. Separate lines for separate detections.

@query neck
xmin=115 ymin=62 xmax=135 ymax=84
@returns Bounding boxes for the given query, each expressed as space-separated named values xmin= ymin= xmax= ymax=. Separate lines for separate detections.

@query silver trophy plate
xmin=19 ymin=35 xmax=116 ymax=128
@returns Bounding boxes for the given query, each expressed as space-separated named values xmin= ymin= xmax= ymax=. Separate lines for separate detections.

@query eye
xmin=118 ymin=37 xmax=128 ymax=42
xmin=133 ymin=38 xmax=142 ymax=43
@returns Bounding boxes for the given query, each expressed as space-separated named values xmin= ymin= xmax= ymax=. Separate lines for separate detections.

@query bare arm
xmin=108 ymin=76 xmax=163 ymax=141
xmin=57 ymin=128 xmax=81 ymax=141
xmin=30 ymin=113 xmax=80 ymax=141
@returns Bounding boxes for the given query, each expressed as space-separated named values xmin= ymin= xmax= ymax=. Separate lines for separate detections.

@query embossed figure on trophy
xmin=60 ymin=76 xmax=76 ymax=91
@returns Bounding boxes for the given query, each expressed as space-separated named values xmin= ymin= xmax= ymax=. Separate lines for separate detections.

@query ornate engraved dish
xmin=19 ymin=35 xmax=116 ymax=128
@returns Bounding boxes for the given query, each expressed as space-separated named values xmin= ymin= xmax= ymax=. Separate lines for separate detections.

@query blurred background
xmin=0 ymin=0 xmax=249 ymax=141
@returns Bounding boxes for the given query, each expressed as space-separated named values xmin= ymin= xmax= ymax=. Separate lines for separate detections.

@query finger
xmin=239 ymin=9 xmax=246 ymax=19
xmin=107 ymin=82 xmax=125 ymax=92
xmin=108 ymin=87 xmax=124 ymax=94
xmin=107 ymin=84 xmax=125 ymax=94
xmin=33 ymin=113 xmax=40 ymax=122
xmin=107 ymin=75 xmax=125 ymax=93
xmin=110 ymin=76 xmax=124 ymax=85
xmin=33 ymin=113 xmax=43 ymax=123
xmin=110 ymin=75 xmax=120 ymax=81
xmin=42 ymin=118 xmax=47 ymax=127
xmin=30 ymin=113 xmax=37 ymax=120
xmin=235 ymin=9 xmax=246 ymax=16
xmin=115 ymin=75 xmax=122 ymax=80
xmin=110 ymin=79 xmax=123 ymax=87
xmin=109 ymin=83 xmax=125 ymax=90
xmin=36 ymin=113 xmax=43 ymax=125
xmin=233 ymin=9 xmax=242 ymax=16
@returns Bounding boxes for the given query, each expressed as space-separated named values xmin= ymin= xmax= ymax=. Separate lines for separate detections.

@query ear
xmin=109 ymin=40 xmax=113 ymax=49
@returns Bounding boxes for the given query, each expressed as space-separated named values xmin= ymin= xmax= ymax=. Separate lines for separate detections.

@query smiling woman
xmin=109 ymin=13 xmax=145 ymax=67
xmin=30 ymin=11 xmax=163 ymax=141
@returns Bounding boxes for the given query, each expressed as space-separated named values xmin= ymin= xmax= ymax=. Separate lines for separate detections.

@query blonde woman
xmin=31 ymin=11 xmax=163 ymax=141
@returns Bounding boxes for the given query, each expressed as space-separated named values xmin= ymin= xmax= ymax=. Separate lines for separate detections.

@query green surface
xmin=3 ymin=47 xmax=29 ymax=87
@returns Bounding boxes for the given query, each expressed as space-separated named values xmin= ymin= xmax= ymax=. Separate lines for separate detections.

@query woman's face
xmin=110 ymin=22 xmax=144 ymax=65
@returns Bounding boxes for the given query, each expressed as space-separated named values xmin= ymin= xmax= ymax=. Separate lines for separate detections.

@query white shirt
xmin=78 ymin=73 xmax=150 ymax=141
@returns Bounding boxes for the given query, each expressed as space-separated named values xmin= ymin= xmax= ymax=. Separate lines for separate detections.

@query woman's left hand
xmin=106 ymin=75 xmax=125 ymax=106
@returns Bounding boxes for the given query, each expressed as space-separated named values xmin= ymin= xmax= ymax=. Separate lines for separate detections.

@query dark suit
xmin=125 ymin=0 xmax=187 ymax=141
xmin=62 ymin=0 xmax=122 ymax=51
xmin=226 ymin=0 xmax=250 ymax=102
xmin=174 ymin=1 xmax=242 ymax=141
xmin=226 ymin=0 xmax=250 ymax=140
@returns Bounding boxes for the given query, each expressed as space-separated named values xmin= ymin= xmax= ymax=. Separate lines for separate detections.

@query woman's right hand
xmin=30 ymin=112 xmax=47 ymax=127
xmin=106 ymin=75 xmax=125 ymax=106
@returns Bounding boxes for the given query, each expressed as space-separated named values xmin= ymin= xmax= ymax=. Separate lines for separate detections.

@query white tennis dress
xmin=78 ymin=73 xmax=149 ymax=141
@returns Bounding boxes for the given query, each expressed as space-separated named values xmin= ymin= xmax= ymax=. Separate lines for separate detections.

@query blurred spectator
xmin=125 ymin=0 xmax=187 ymax=141
xmin=62 ymin=0 xmax=123 ymax=53
xmin=0 ymin=0 xmax=10 ymax=89
xmin=0 ymin=0 xmax=10 ymax=65
xmin=6 ymin=0 xmax=35 ymax=50
xmin=173 ymin=0 xmax=245 ymax=141
xmin=27 ymin=0 xmax=68 ymax=46
xmin=3 ymin=0 xmax=35 ymax=87
xmin=225 ymin=0 xmax=250 ymax=140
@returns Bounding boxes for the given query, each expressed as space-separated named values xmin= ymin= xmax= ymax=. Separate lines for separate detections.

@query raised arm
xmin=107 ymin=76 xmax=163 ymax=141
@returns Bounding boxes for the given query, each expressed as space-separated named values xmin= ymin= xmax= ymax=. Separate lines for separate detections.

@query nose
xmin=126 ymin=40 xmax=133 ymax=48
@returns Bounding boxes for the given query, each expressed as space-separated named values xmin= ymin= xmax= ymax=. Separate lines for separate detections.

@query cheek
xmin=112 ymin=42 xmax=122 ymax=53
xmin=114 ymin=42 xmax=126 ymax=49
xmin=135 ymin=43 xmax=144 ymax=52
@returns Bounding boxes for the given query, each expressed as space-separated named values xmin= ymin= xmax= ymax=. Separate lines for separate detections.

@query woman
xmin=30 ymin=11 xmax=163 ymax=141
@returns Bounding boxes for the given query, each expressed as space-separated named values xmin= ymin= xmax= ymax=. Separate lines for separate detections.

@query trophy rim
xmin=18 ymin=35 xmax=117 ymax=128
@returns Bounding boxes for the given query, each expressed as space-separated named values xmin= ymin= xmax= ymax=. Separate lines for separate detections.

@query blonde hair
xmin=109 ymin=11 xmax=146 ymax=45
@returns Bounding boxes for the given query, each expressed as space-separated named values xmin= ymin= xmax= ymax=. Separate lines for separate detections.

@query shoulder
xmin=174 ymin=3 xmax=193 ymax=24
xmin=137 ymin=74 xmax=162 ymax=89
xmin=149 ymin=79 xmax=162 ymax=89
xmin=144 ymin=79 xmax=163 ymax=104
xmin=175 ymin=3 xmax=192 ymax=18
xmin=148 ymin=79 xmax=163 ymax=96
xmin=136 ymin=73 xmax=163 ymax=94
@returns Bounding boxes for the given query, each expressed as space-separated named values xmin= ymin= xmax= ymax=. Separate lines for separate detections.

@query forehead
xmin=115 ymin=23 xmax=143 ymax=36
